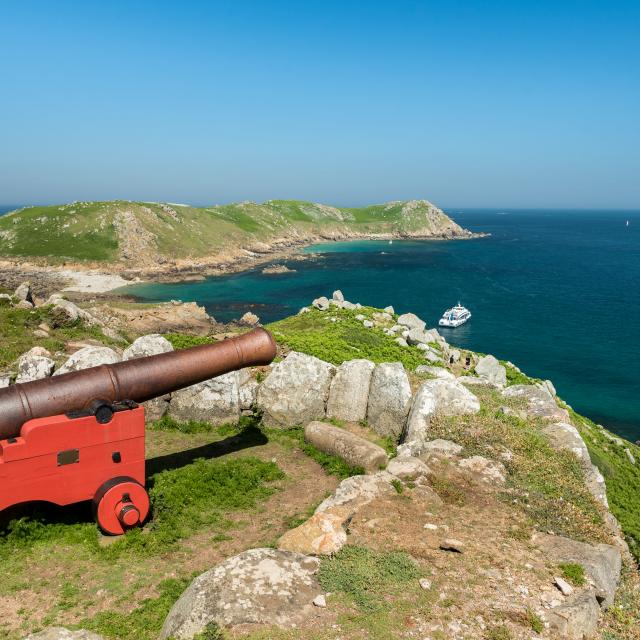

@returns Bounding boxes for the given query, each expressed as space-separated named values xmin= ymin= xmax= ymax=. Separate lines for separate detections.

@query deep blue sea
xmin=122 ymin=209 xmax=640 ymax=441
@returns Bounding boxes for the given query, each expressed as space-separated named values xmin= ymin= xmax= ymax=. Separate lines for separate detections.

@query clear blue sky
xmin=1 ymin=1 xmax=638 ymax=208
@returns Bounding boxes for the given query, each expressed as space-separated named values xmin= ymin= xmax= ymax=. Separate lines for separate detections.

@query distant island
xmin=0 ymin=199 xmax=483 ymax=288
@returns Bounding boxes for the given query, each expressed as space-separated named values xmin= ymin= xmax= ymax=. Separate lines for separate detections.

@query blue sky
xmin=1 ymin=1 xmax=638 ymax=208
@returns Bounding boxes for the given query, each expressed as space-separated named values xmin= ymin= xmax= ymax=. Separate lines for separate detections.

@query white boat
xmin=438 ymin=302 xmax=471 ymax=327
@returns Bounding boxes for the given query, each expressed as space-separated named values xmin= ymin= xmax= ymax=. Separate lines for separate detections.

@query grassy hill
xmin=0 ymin=199 xmax=473 ymax=267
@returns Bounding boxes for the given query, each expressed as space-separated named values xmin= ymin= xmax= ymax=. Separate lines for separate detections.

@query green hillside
xmin=0 ymin=199 xmax=472 ymax=266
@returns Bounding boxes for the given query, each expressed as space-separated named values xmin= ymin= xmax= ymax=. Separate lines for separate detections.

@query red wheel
xmin=93 ymin=477 xmax=150 ymax=535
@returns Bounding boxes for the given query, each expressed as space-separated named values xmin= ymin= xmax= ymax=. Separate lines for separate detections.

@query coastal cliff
xmin=1 ymin=285 xmax=639 ymax=639
xmin=0 ymin=199 xmax=481 ymax=282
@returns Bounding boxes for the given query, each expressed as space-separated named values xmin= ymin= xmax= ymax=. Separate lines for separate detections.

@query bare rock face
xmin=542 ymin=422 xmax=591 ymax=465
xmin=160 ymin=549 xmax=321 ymax=639
xmin=421 ymin=379 xmax=481 ymax=416
xmin=123 ymin=333 xmax=173 ymax=360
xmin=475 ymin=355 xmax=507 ymax=387
xmin=304 ymin=421 xmax=388 ymax=473
xmin=315 ymin=472 xmax=395 ymax=515
xmin=403 ymin=382 xmax=438 ymax=449
xmin=15 ymin=348 xmax=55 ymax=383
xmin=169 ymin=371 xmax=242 ymax=426
xmin=257 ymin=352 xmax=335 ymax=428
xmin=366 ymin=362 xmax=412 ymax=439
xmin=278 ymin=511 xmax=348 ymax=555
xmin=326 ymin=359 xmax=375 ymax=423
xmin=533 ymin=533 xmax=621 ymax=608
xmin=502 ymin=384 xmax=570 ymax=422
xmin=544 ymin=591 xmax=600 ymax=640
xmin=54 ymin=346 xmax=121 ymax=376
xmin=396 ymin=312 xmax=426 ymax=332
xmin=23 ymin=628 xmax=105 ymax=640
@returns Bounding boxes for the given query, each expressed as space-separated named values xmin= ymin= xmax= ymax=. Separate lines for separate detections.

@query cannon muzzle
xmin=0 ymin=327 xmax=277 ymax=440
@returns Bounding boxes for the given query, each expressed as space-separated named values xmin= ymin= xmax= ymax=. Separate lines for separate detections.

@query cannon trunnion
xmin=0 ymin=328 xmax=277 ymax=535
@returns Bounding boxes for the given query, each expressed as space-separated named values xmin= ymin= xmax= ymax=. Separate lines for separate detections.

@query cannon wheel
xmin=93 ymin=476 xmax=150 ymax=536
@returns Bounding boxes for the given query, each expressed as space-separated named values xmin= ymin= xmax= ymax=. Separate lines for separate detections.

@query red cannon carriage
xmin=0 ymin=328 xmax=276 ymax=535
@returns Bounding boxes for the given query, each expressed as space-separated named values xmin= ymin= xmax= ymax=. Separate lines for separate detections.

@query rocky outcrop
xmin=396 ymin=313 xmax=426 ymax=332
xmin=278 ymin=511 xmax=348 ymax=556
xmin=326 ymin=359 xmax=375 ymax=423
xmin=160 ymin=549 xmax=321 ymax=638
xmin=304 ymin=421 xmax=388 ymax=472
xmin=257 ymin=352 xmax=335 ymax=427
xmin=15 ymin=348 xmax=55 ymax=383
xmin=403 ymin=383 xmax=438 ymax=450
xmin=53 ymin=346 xmax=120 ymax=376
xmin=315 ymin=472 xmax=395 ymax=515
xmin=534 ymin=533 xmax=621 ymax=608
xmin=475 ymin=355 xmax=507 ymax=387
xmin=421 ymin=379 xmax=481 ymax=416
xmin=544 ymin=591 xmax=600 ymax=639
xmin=169 ymin=371 xmax=243 ymax=426
xmin=122 ymin=333 xmax=173 ymax=360
xmin=502 ymin=384 xmax=570 ymax=422
xmin=366 ymin=363 xmax=412 ymax=439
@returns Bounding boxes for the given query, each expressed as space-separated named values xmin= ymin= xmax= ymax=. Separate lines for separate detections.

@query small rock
xmin=424 ymin=523 xmax=438 ymax=531
xmin=14 ymin=281 xmax=34 ymax=305
xmin=394 ymin=337 xmax=408 ymax=347
xmin=23 ymin=629 xmax=105 ymax=640
xmin=332 ymin=290 xmax=344 ymax=302
xmin=457 ymin=455 xmax=506 ymax=484
xmin=312 ymin=296 xmax=330 ymax=311
xmin=239 ymin=311 xmax=260 ymax=325
xmin=383 ymin=306 xmax=394 ymax=314
xmin=415 ymin=365 xmax=455 ymax=380
xmin=363 ymin=320 xmax=374 ymax=328
xmin=554 ymin=576 xmax=574 ymax=596
xmin=387 ymin=456 xmax=429 ymax=479
xmin=313 ymin=594 xmax=327 ymax=607
xmin=355 ymin=314 xmax=366 ymax=321
xmin=54 ymin=346 xmax=121 ymax=376
xmin=123 ymin=334 xmax=174 ymax=360
xmin=37 ymin=323 xmax=51 ymax=333
xmin=475 ymin=355 xmax=507 ymax=387
xmin=397 ymin=312 xmax=426 ymax=332
xmin=419 ymin=578 xmax=432 ymax=590
xmin=278 ymin=510 xmax=348 ymax=555
xmin=33 ymin=329 xmax=50 ymax=338
xmin=440 ymin=538 xmax=465 ymax=553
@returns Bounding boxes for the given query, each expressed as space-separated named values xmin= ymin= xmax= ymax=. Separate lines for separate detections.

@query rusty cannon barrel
xmin=0 ymin=327 xmax=277 ymax=440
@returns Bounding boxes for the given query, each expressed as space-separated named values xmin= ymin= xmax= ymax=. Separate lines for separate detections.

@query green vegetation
xmin=429 ymin=388 xmax=606 ymax=545
xmin=0 ymin=302 xmax=124 ymax=370
xmin=318 ymin=545 xmax=421 ymax=612
xmin=268 ymin=306 xmax=426 ymax=369
xmin=565 ymin=405 xmax=640 ymax=561
xmin=149 ymin=414 xmax=241 ymax=435
xmin=559 ymin=562 xmax=586 ymax=586
xmin=79 ymin=577 xmax=190 ymax=640
xmin=501 ymin=360 xmax=538 ymax=386
xmin=0 ymin=199 xmax=463 ymax=264
xmin=390 ymin=478 xmax=404 ymax=494
xmin=163 ymin=333 xmax=217 ymax=349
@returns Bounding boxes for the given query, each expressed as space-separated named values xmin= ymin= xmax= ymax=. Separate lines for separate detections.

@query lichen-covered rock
xmin=403 ymin=383 xmax=437 ymax=448
xmin=14 ymin=281 xmax=34 ymax=305
xmin=53 ymin=346 xmax=121 ymax=376
xmin=326 ymin=359 xmax=375 ymax=423
xmin=312 ymin=296 xmax=330 ymax=311
xmin=169 ymin=371 xmax=241 ymax=425
xmin=304 ymin=421 xmax=388 ymax=473
xmin=543 ymin=422 xmax=591 ymax=465
xmin=278 ymin=511 xmax=348 ymax=555
xmin=160 ymin=549 xmax=321 ymax=638
xmin=315 ymin=472 xmax=395 ymax=515
xmin=534 ymin=533 xmax=621 ymax=608
xmin=415 ymin=365 xmax=455 ymax=380
xmin=544 ymin=591 xmax=600 ymax=639
xmin=239 ymin=311 xmax=260 ymax=325
xmin=24 ymin=628 xmax=105 ymax=640
xmin=457 ymin=455 xmax=506 ymax=484
xmin=396 ymin=312 xmax=426 ymax=332
xmin=46 ymin=295 xmax=100 ymax=326
xmin=123 ymin=334 xmax=173 ymax=360
xmin=502 ymin=385 xmax=570 ymax=422
xmin=257 ymin=352 xmax=335 ymax=428
xmin=16 ymin=349 xmax=55 ymax=383
xmin=417 ymin=439 xmax=463 ymax=461
xmin=422 ymin=379 xmax=480 ymax=416
xmin=366 ymin=363 xmax=412 ymax=439
xmin=387 ymin=456 xmax=430 ymax=480
xmin=406 ymin=327 xmax=431 ymax=346
xmin=475 ymin=355 xmax=507 ymax=387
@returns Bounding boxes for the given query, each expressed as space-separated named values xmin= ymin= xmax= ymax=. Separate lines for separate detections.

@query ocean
xmin=123 ymin=209 xmax=640 ymax=441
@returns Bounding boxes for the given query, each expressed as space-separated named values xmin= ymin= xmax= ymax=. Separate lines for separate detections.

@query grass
xmin=563 ymin=405 xmax=640 ymax=561
xmin=268 ymin=306 xmax=427 ymax=370
xmin=0 ymin=303 xmax=124 ymax=370
xmin=559 ymin=562 xmax=586 ymax=586
xmin=317 ymin=545 xmax=421 ymax=612
xmin=163 ymin=333 xmax=217 ymax=349
xmin=428 ymin=387 xmax=607 ymax=545
xmin=149 ymin=414 xmax=241 ymax=435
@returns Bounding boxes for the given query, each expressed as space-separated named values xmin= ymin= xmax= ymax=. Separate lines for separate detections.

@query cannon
xmin=0 ymin=328 xmax=276 ymax=535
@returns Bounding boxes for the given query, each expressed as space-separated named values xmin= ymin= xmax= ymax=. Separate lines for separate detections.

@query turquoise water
xmin=125 ymin=209 xmax=640 ymax=440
